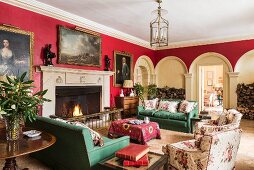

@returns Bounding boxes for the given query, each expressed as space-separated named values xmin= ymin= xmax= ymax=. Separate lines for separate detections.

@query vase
xmin=4 ymin=116 xmax=20 ymax=141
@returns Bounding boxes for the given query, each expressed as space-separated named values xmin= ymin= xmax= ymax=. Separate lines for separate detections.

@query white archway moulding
xmin=155 ymin=56 xmax=188 ymax=88
xmin=235 ymin=49 xmax=254 ymax=71
xmin=235 ymin=49 xmax=254 ymax=84
xmin=155 ymin=56 xmax=188 ymax=73
xmin=189 ymin=52 xmax=233 ymax=73
xmin=188 ymin=52 xmax=237 ymax=110
xmin=134 ymin=55 xmax=155 ymax=85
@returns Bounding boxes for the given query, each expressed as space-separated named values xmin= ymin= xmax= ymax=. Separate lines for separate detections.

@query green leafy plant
xmin=134 ymin=83 xmax=144 ymax=104
xmin=147 ymin=84 xmax=158 ymax=99
xmin=0 ymin=72 xmax=51 ymax=122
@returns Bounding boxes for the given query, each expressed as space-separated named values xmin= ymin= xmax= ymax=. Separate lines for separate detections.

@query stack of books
xmin=115 ymin=143 xmax=150 ymax=167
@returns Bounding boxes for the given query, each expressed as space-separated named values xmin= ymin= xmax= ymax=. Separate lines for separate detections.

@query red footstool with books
xmin=108 ymin=118 xmax=161 ymax=145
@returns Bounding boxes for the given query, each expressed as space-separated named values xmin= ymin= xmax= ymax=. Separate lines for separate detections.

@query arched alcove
xmin=155 ymin=56 xmax=188 ymax=88
xmin=134 ymin=55 xmax=155 ymax=87
xmin=189 ymin=52 xmax=233 ymax=109
xmin=235 ymin=50 xmax=254 ymax=84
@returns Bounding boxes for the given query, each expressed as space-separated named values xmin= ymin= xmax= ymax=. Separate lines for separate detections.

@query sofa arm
xmin=137 ymin=106 xmax=145 ymax=115
xmin=187 ymin=107 xmax=198 ymax=122
xmin=89 ymin=136 xmax=130 ymax=167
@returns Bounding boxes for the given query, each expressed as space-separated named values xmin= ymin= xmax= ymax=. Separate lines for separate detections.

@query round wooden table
xmin=0 ymin=130 xmax=56 ymax=170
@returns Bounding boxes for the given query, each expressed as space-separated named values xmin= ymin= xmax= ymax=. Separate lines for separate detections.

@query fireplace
xmin=55 ymin=86 xmax=102 ymax=118
xmin=39 ymin=66 xmax=113 ymax=117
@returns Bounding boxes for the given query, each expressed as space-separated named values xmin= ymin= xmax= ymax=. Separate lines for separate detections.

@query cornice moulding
xmin=2 ymin=0 xmax=152 ymax=49
xmin=157 ymin=34 xmax=254 ymax=50
xmin=3 ymin=0 xmax=254 ymax=51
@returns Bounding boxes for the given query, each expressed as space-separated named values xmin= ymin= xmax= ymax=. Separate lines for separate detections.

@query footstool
xmin=108 ymin=118 xmax=161 ymax=145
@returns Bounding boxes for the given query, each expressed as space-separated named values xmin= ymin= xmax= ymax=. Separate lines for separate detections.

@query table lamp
xmin=123 ymin=80 xmax=133 ymax=96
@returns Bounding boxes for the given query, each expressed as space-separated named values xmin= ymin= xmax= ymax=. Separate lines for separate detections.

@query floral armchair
xmin=194 ymin=109 xmax=242 ymax=138
xmin=162 ymin=128 xmax=242 ymax=170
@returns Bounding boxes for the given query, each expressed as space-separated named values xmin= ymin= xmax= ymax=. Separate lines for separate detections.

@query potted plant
xmin=147 ymin=84 xmax=158 ymax=99
xmin=0 ymin=72 xmax=50 ymax=140
xmin=133 ymin=83 xmax=144 ymax=105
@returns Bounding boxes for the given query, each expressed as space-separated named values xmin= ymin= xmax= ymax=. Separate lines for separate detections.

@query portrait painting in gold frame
xmin=0 ymin=24 xmax=34 ymax=80
xmin=114 ymin=51 xmax=133 ymax=87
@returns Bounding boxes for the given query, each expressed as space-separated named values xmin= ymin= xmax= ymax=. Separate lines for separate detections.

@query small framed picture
xmin=207 ymin=79 xmax=213 ymax=86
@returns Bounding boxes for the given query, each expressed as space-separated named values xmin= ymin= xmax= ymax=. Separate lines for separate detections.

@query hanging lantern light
xmin=150 ymin=0 xmax=169 ymax=47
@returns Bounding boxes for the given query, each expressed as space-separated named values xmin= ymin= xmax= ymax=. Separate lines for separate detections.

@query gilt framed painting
xmin=0 ymin=25 xmax=34 ymax=80
xmin=114 ymin=51 xmax=133 ymax=87
xmin=58 ymin=26 xmax=101 ymax=67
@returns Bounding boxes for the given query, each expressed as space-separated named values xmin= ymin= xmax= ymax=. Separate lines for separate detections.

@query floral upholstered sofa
xmin=137 ymin=99 xmax=198 ymax=133
xmin=162 ymin=128 xmax=242 ymax=170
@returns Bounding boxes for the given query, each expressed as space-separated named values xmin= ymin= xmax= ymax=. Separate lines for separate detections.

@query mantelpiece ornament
xmin=56 ymin=76 xmax=63 ymax=84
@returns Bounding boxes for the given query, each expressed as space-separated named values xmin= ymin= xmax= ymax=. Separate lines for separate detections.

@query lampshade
xmin=123 ymin=80 xmax=133 ymax=88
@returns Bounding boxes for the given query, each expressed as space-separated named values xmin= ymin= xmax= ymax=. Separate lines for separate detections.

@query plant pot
xmin=4 ymin=116 xmax=20 ymax=141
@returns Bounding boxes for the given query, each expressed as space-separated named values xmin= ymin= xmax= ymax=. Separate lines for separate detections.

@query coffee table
xmin=108 ymin=118 xmax=161 ymax=145
xmin=99 ymin=152 xmax=168 ymax=170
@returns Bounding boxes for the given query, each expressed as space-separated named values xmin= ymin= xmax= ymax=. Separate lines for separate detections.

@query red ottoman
xmin=108 ymin=118 xmax=161 ymax=145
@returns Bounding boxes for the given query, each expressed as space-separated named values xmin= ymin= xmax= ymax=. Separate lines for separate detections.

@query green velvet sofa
xmin=137 ymin=100 xmax=198 ymax=133
xmin=27 ymin=116 xmax=130 ymax=170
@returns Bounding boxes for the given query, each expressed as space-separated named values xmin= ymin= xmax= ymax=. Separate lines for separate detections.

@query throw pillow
xmin=217 ymin=113 xmax=228 ymax=126
xmin=227 ymin=109 xmax=240 ymax=124
xmin=53 ymin=118 xmax=104 ymax=146
xmin=144 ymin=98 xmax=158 ymax=110
xmin=178 ymin=100 xmax=196 ymax=113
xmin=72 ymin=121 xmax=104 ymax=147
xmin=158 ymin=100 xmax=170 ymax=111
xmin=167 ymin=101 xmax=179 ymax=113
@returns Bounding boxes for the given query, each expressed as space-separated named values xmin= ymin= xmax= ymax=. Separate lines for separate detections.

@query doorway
xmin=199 ymin=65 xmax=223 ymax=112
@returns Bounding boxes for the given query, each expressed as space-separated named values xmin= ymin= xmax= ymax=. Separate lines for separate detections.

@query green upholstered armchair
xmin=27 ymin=116 xmax=130 ymax=170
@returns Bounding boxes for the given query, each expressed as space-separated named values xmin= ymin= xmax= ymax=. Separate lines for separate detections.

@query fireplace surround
xmin=38 ymin=66 xmax=114 ymax=117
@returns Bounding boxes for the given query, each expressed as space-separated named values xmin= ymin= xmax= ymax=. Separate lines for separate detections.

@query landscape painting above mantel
xmin=58 ymin=26 xmax=101 ymax=67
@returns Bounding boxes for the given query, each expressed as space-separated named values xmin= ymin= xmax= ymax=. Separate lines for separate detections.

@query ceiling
xmin=10 ymin=0 xmax=254 ymax=48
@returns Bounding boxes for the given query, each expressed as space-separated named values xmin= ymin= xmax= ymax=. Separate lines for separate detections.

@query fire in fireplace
xmin=55 ymin=86 xmax=101 ymax=118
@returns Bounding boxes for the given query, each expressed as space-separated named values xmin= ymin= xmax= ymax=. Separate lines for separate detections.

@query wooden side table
xmin=99 ymin=152 xmax=168 ymax=170
xmin=115 ymin=96 xmax=139 ymax=118
xmin=0 ymin=130 xmax=56 ymax=170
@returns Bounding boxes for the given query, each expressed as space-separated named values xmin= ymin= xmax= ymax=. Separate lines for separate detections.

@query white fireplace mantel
xmin=38 ymin=66 xmax=114 ymax=117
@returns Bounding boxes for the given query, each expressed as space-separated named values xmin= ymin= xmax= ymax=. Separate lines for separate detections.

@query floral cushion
xmin=167 ymin=101 xmax=179 ymax=113
xmin=217 ymin=113 xmax=228 ymax=126
xmin=144 ymin=98 xmax=158 ymax=110
xmin=54 ymin=118 xmax=104 ymax=146
xmin=178 ymin=100 xmax=197 ymax=113
xmin=158 ymin=100 xmax=170 ymax=111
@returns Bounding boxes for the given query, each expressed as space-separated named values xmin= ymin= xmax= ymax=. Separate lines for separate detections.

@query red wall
xmin=155 ymin=39 xmax=254 ymax=70
xmin=0 ymin=2 xmax=155 ymax=107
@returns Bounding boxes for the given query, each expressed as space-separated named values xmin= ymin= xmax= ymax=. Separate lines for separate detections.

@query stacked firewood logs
xmin=236 ymin=83 xmax=254 ymax=119
xmin=157 ymin=87 xmax=185 ymax=100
